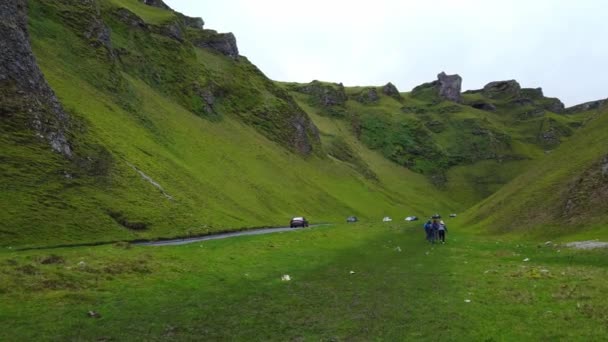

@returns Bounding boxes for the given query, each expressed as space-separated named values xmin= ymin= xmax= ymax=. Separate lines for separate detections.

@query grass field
xmin=1 ymin=222 xmax=606 ymax=341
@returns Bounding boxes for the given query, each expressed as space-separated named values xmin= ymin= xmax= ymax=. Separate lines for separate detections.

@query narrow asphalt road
xmin=135 ymin=225 xmax=324 ymax=246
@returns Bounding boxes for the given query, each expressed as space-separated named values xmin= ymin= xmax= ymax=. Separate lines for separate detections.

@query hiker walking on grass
xmin=424 ymin=220 xmax=432 ymax=242
xmin=431 ymin=219 xmax=440 ymax=244
xmin=438 ymin=220 xmax=448 ymax=243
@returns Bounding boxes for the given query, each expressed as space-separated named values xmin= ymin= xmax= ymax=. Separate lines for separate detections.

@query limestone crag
xmin=292 ymin=81 xmax=348 ymax=108
xmin=436 ymin=72 xmax=462 ymax=102
xmin=483 ymin=80 xmax=521 ymax=99
xmin=355 ymin=88 xmax=380 ymax=104
xmin=0 ymin=0 xmax=71 ymax=157
xmin=382 ymin=82 xmax=401 ymax=99
xmin=193 ymin=31 xmax=239 ymax=59
xmin=543 ymin=98 xmax=565 ymax=114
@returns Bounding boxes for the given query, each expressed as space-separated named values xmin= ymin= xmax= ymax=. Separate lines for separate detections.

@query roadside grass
xmin=1 ymin=223 xmax=606 ymax=341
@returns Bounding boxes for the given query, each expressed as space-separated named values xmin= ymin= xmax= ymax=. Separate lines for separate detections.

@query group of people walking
xmin=423 ymin=218 xmax=447 ymax=244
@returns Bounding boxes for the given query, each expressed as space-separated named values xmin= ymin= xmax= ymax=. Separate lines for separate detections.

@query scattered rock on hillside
xmin=483 ymin=80 xmax=521 ymax=99
xmin=382 ymin=82 xmax=401 ymax=98
xmin=140 ymin=0 xmax=170 ymax=10
xmin=356 ymin=87 xmax=380 ymax=104
xmin=437 ymin=72 xmax=462 ymax=102
xmin=0 ymin=0 xmax=72 ymax=157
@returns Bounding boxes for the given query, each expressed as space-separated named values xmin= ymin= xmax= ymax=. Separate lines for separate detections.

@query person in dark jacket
xmin=431 ymin=219 xmax=440 ymax=244
xmin=424 ymin=220 xmax=432 ymax=242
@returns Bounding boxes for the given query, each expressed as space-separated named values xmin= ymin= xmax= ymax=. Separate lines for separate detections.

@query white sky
xmin=165 ymin=0 xmax=607 ymax=106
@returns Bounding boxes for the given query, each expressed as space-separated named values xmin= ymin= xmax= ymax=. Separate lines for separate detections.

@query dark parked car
xmin=449 ymin=213 xmax=457 ymax=218
xmin=431 ymin=214 xmax=442 ymax=219
xmin=290 ymin=217 xmax=309 ymax=228
xmin=347 ymin=216 xmax=358 ymax=223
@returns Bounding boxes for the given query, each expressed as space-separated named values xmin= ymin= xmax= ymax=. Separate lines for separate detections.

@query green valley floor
xmin=1 ymin=222 xmax=607 ymax=341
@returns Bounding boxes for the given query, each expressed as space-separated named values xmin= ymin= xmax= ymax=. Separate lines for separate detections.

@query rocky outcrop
xmin=179 ymin=15 xmax=204 ymax=29
xmin=291 ymin=115 xmax=319 ymax=155
xmin=113 ymin=8 xmax=147 ymax=28
xmin=565 ymin=99 xmax=608 ymax=114
xmin=382 ymin=82 xmax=401 ymax=98
xmin=292 ymin=81 xmax=347 ymax=108
xmin=520 ymin=87 xmax=544 ymax=99
xmin=562 ymin=154 xmax=608 ymax=222
xmin=193 ymin=31 xmax=239 ymax=59
xmin=84 ymin=13 xmax=113 ymax=52
xmin=140 ymin=0 xmax=170 ymax=10
xmin=0 ymin=0 xmax=71 ymax=157
xmin=483 ymin=80 xmax=521 ymax=99
xmin=436 ymin=72 xmax=462 ymax=102
xmin=543 ymin=97 xmax=565 ymax=113
xmin=356 ymin=88 xmax=380 ymax=104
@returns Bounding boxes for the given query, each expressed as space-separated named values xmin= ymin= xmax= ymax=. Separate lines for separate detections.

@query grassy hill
xmin=0 ymin=0 xmax=453 ymax=248
xmin=464 ymin=103 xmax=608 ymax=239
xmin=282 ymin=79 xmax=592 ymax=207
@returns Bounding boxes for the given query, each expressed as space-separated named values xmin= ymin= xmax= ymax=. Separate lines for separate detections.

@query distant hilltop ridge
xmin=291 ymin=72 xmax=606 ymax=114
xmin=140 ymin=0 xmax=604 ymax=113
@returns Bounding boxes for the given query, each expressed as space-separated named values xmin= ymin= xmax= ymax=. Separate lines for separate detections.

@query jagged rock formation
xmin=355 ymin=87 xmax=380 ymax=104
xmin=192 ymin=31 xmax=239 ymax=59
xmin=566 ymin=99 xmax=607 ymax=114
xmin=411 ymin=72 xmax=462 ymax=103
xmin=382 ymin=82 xmax=401 ymax=99
xmin=291 ymin=81 xmax=348 ymax=108
xmin=0 ymin=0 xmax=71 ymax=157
xmin=436 ymin=72 xmax=462 ymax=102
xmin=483 ymin=80 xmax=521 ymax=99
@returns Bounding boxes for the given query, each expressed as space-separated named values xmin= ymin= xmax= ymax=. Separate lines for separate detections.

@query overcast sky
xmin=165 ymin=0 xmax=607 ymax=106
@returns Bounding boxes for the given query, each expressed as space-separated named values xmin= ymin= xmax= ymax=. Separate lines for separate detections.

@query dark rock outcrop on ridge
xmin=193 ymin=31 xmax=239 ymax=59
xmin=382 ymin=82 xmax=401 ymax=98
xmin=0 ymin=0 xmax=72 ymax=157
xmin=483 ymin=80 xmax=521 ymax=99
xmin=292 ymin=81 xmax=348 ymax=108
xmin=565 ymin=99 xmax=608 ymax=114
xmin=356 ymin=88 xmax=380 ymax=104
xmin=436 ymin=72 xmax=462 ymax=102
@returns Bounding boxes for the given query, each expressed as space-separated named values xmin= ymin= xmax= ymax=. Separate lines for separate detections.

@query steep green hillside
xmin=464 ymin=103 xmax=608 ymax=238
xmin=283 ymin=79 xmax=592 ymax=206
xmin=0 ymin=0 xmax=453 ymax=247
